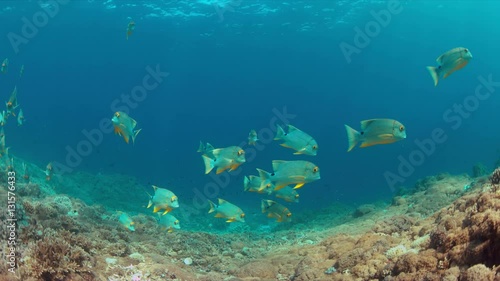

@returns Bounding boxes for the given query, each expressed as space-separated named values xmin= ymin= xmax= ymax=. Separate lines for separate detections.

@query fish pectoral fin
xmin=167 ymin=229 xmax=173 ymax=233
xmin=226 ymin=218 xmax=236 ymax=223
xmin=279 ymin=143 xmax=293 ymax=149
xmin=162 ymin=208 xmax=172 ymax=215
xmin=214 ymin=213 xmax=225 ymax=218
xmin=229 ymin=163 xmax=240 ymax=171
xmin=378 ymin=134 xmax=394 ymax=139
xmin=153 ymin=206 xmax=161 ymax=213
xmin=274 ymin=184 xmax=287 ymax=191
xmin=216 ymin=166 xmax=228 ymax=174
xmin=293 ymin=148 xmax=306 ymax=155
xmin=293 ymin=183 xmax=305 ymax=189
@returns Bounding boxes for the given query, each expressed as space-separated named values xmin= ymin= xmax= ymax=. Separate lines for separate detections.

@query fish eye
xmin=313 ymin=167 xmax=319 ymax=173
xmin=171 ymin=196 xmax=177 ymax=202
xmin=237 ymin=150 xmax=244 ymax=156
xmin=174 ymin=220 xmax=179 ymax=225
xmin=240 ymin=213 xmax=245 ymax=218
xmin=266 ymin=183 xmax=271 ymax=188
xmin=295 ymin=194 xmax=299 ymax=198
xmin=287 ymin=213 xmax=292 ymax=217
xmin=399 ymin=126 xmax=405 ymax=132
xmin=464 ymin=49 xmax=468 ymax=53
xmin=114 ymin=112 xmax=120 ymax=117
xmin=312 ymin=145 xmax=318 ymax=150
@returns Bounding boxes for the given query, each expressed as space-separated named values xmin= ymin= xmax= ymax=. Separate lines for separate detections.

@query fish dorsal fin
xmin=436 ymin=54 xmax=445 ymax=64
xmin=287 ymin=124 xmax=299 ymax=132
xmin=206 ymin=143 xmax=214 ymax=151
xmin=360 ymin=119 xmax=378 ymax=130
xmin=152 ymin=185 xmax=159 ymax=191
xmin=218 ymin=198 xmax=227 ymax=205
xmin=272 ymin=160 xmax=286 ymax=171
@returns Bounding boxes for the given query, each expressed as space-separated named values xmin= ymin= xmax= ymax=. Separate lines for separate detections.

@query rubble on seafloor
xmin=0 ymin=162 xmax=499 ymax=280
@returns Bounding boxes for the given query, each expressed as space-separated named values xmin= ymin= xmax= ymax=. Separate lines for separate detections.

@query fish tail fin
xmin=202 ymin=155 xmax=215 ymax=174
xmin=132 ymin=128 xmax=142 ymax=144
xmin=344 ymin=124 xmax=360 ymax=152
xmin=197 ymin=141 xmax=205 ymax=153
xmin=243 ymin=176 xmax=250 ymax=191
xmin=426 ymin=66 xmax=439 ymax=86
xmin=208 ymin=200 xmax=216 ymax=213
xmin=257 ymin=169 xmax=272 ymax=191
xmin=274 ymin=124 xmax=285 ymax=140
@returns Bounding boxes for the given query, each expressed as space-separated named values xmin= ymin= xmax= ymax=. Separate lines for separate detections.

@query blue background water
xmin=0 ymin=1 xmax=499 ymax=217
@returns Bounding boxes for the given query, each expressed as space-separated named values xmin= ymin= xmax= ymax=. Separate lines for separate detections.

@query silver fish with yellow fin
xmin=274 ymin=124 xmax=318 ymax=155
xmin=208 ymin=198 xmax=245 ymax=223
xmin=427 ymin=47 xmax=472 ymax=86
xmin=257 ymin=160 xmax=320 ymax=191
xmin=111 ymin=111 xmax=142 ymax=144
xmin=202 ymin=145 xmax=245 ymax=174
xmin=118 ymin=212 xmax=135 ymax=232
xmin=146 ymin=185 xmax=179 ymax=215
xmin=158 ymin=213 xmax=180 ymax=232
xmin=261 ymin=199 xmax=292 ymax=223
xmin=126 ymin=20 xmax=135 ymax=40
xmin=248 ymin=129 xmax=258 ymax=146
xmin=243 ymin=175 xmax=274 ymax=194
xmin=345 ymin=119 xmax=406 ymax=152
xmin=17 ymin=109 xmax=25 ymax=126
xmin=6 ymin=86 xmax=19 ymax=117
xmin=273 ymin=186 xmax=299 ymax=203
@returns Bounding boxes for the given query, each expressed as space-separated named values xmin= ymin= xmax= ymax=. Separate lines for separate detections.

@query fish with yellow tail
xmin=243 ymin=175 xmax=274 ymax=194
xmin=1 ymin=58 xmax=8 ymax=74
xmin=45 ymin=162 xmax=53 ymax=181
xmin=344 ymin=119 xmax=406 ymax=152
xmin=146 ymin=185 xmax=179 ymax=215
xmin=126 ymin=20 xmax=135 ymax=40
xmin=274 ymin=124 xmax=318 ymax=155
xmin=202 ymin=145 xmax=245 ymax=174
xmin=208 ymin=198 xmax=245 ymax=223
xmin=6 ymin=86 xmax=19 ymax=117
xmin=118 ymin=212 xmax=135 ymax=232
xmin=261 ymin=199 xmax=292 ymax=222
xmin=158 ymin=213 xmax=180 ymax=232
xmin=257 ymin=160 xmax=320 ymax=191
xmin=111 ymin=111 xmax=142 ymax=144
xmin=248 ymin=129 xmax=258 ymax=145
xmin=273 ymin=186 xmax=299 ymax=203
xmin=427 ymin=47 xmax=472 ymax=86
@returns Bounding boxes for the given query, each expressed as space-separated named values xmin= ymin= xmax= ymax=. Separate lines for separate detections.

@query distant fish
xmin=158 ymin=213 xmax=180 ymax=232
xmin=1 ymin=58 xmax=8 ymax=74
xmin=17 ymin=109 xmax=25 ymax=126
xmin=0 ymin=111 xmax=6 ymax=126
xmin=19 ymin=64 xmax=24 ymax=78
xmin=118 ymin=212 xmax=135 ymax=232
xmin=126 ymin=20 xmax=135 ymax=40
xmin=202 ymin=145 xmax=246 ymax=174
xmin=6 ymin=86 xmax=19 ymax=117
xmin=261 ymin=199 xmax=292 ymax=223
xmin=344 ymin=119 xmax=406 ymax=152
xmin=45 ymin=162 xmax=53 ymax=181
xmin=273 ymin=186 xmax=299 ymax=203
xmin=22 ymin=162 xmax=29 ymax=181
xmin=146 ymin=185 xmax=179 ymax=215
xmin=243 ymin=175 xmax=274 ymax=194
xmin=427 ymin=47 xmax=472 ymax=86
xmin=257 ymin=160 xmax=321 ymax=191
xmin=248 ymin=129 xmax=258 ymax=146
xmin=274 ymin=124 xmax=318 ymax=155
xmin=208 ymin=198 xmax=245 ymax=223
xmin=0 ymin=127 xmax=7 ymax=157
xmin=111 ymin=111 xmax=142 ymax=144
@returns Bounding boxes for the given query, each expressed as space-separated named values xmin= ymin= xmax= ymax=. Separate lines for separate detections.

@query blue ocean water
xmin=0 ymin=0 xmax=499 ymax=220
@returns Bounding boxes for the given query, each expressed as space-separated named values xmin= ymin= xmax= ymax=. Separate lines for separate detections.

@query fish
xmin=0 ymin=128 xmax=7 ymax=157
xmin=202 ymin=145 xmax=246 ymax=174
xmin=118 ymin=212 xmax=135 ymax=232
xmin=344 ymin=119 xmax=406 ymax=152
xmin=273 ymin=186 xmax=299 ymax=203
xmin=248 ymin=129 xmax=258 ymax=146
xmin=0 ymin=111 xmax=6 ymax=126
xmin=274 ymin=124 xmax=318 ymax=155
xmin=197 ymin=141 xmax=215 ymax=158
xmin=427 ymin=47 xmax=472 ymax=86
xmin=19 ymin=64 xmax=24 ymax=78
xmin=45 ymin=162 xmax=53 ymax=181
xmin=257 ymin=160 xmax=320 ymax=191
xmin=111 ymin=111 xmax=142 ymax=144
xmin=6 ymin=86 xmax=19 ymax=117
xmin=158 ymin=214 xmax=180 ymax=232
xmin=261 ymin=199 xmax=292 ymax=222
xmin=243 ymin=175 xmax=274 ymax=194
xmin=208 ymin=198 xmax=245 ymax=223
xmin=146 ymin=185 xmax=179 ymax=215
xmin=1 ymin=58 xmax=8 ymax=74
xmin=126 ymin=20 xmax=135 ymax=40
xmin=22 ymin=162 xmax=29 ymax=181
xmin=17 ymin=109 xmax=25 ymax=126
